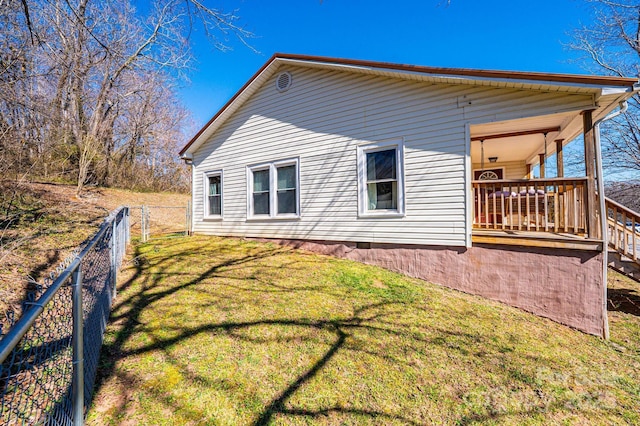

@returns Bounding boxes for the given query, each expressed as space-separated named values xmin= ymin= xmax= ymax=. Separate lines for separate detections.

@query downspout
xmin=182 ymin=153 xmax=194 ymax=235
xmin=593 ymin=99 xmax=628 ymax=339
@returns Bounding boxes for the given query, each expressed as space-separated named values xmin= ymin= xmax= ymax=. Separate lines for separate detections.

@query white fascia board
xmin=277 ymin=58 xmax=625 ymax=93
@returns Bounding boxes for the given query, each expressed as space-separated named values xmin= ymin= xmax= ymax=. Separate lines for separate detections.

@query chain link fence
xmin=0 ymin=207 xmax=129 ymax=425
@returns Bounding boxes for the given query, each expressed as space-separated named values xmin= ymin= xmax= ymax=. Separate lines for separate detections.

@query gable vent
xmin=275 ymin=72 xmax=292 ymax=92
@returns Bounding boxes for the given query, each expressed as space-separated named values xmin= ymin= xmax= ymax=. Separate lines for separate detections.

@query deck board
xmin=472 ymin=229 xmax=602 ymax=251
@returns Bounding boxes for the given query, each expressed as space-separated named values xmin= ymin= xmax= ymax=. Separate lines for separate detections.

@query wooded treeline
xmin=0 ymin=0 xmax=250 ymax=193
xmin=571 ymin=0 xmax=640 ymax=178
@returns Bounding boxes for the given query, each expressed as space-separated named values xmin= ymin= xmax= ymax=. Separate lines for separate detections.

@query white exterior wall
xmin=191 ymin=65 xmax=594 ymax=246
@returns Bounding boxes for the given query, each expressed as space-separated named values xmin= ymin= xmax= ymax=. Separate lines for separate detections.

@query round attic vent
xmin=275 ymin=72 xmax=292 ymax=92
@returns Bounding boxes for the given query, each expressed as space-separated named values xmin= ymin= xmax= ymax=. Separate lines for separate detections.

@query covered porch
xmin=470 ymin=108 xmax=606 ymax=248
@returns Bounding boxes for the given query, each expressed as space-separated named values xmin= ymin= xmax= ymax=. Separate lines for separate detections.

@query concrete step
xmin=608 ymin=249 xmax=640 ymax=283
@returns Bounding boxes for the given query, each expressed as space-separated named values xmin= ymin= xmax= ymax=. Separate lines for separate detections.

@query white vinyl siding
xmin=191 ymin=66 xmax=595 ymax=246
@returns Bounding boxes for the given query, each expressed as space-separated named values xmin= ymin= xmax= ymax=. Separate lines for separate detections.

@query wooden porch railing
xmin=472 ymin=178 xmax=587 ymax=234
xmin=606 ymin=197 xmax=640 ymax=262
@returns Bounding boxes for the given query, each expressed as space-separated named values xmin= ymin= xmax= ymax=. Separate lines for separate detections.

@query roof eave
xmin=274 ymin=53 xmax=638 ymax=88
xmin=179 ymin=53 xmax=639 ymax=157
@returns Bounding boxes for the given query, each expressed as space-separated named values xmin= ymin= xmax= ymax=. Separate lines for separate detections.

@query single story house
xmin=180 ymin=53 xmax=639 ymax=337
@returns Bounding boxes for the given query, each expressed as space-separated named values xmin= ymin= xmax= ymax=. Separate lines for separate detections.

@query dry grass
xmin=88 ymin=236 xmax=640 ymax=425
xmin=0 ymin=181 xmax=188 ymax=334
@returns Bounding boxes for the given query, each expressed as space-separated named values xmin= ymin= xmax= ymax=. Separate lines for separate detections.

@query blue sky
xmin=180 ymin=0 xmax=595 ymax=127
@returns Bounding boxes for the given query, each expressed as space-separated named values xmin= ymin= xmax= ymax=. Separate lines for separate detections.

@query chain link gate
xmin=130 ymin=202 xmax=191 ymax=242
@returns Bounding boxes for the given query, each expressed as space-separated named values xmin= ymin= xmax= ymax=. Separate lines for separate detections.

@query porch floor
xmin=472 ymin=228 xmax=603 ymax=251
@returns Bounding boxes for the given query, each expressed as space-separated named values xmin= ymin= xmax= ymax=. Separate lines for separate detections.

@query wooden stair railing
xmin=605 ymin=197 xmax=640 ymax=264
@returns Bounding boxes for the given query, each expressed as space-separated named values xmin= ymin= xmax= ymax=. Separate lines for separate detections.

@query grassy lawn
xmin=88 ymin=235 xmax=640 ymax=425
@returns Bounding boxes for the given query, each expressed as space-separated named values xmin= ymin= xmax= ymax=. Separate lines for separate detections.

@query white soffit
xmin=470 ymin=112 xmax=572 ymax=165
xmin=469 ymin=91 xmax=630 ymax=167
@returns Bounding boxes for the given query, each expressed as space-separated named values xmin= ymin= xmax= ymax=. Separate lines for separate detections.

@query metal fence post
xmin=118 ymin=210 xmax=124 ymax=265
xmin=111 ymin=220 xmax=115 ymax=282
xmin=111 ymin=218 xmax=117 ymax=299
xmin=141 ymin=206 xmax=146 ymax=243
xmin=125 ymin=206 xmax=130 ymax=243
xmin=146 ymin=205 xmax=150 ymax=241
xmin=0 ymin=207 xmax=130 ymax=425
xmin=72 ymin=265 xmax=84 ymax=426
xmin=185 ymin=200 xmax=191 ymax=236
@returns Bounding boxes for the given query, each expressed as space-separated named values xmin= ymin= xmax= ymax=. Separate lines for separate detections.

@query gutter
xmin=593 ymin=98 xmax=630 ymax=339
xmin=181 ymin=152 xmax=193 ymax=165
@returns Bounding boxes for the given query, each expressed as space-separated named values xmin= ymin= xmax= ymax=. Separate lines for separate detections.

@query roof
xmin=180 ymin=53 xmax=639 ymax=157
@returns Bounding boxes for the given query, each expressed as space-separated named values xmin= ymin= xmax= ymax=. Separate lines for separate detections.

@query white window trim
xmin=203 ymin=170 xmax=223 ymax=220
xmin=247 ymin=158 xmax=300 ymax=220
xmin=357 ymin=139 xmax=405 ymax=218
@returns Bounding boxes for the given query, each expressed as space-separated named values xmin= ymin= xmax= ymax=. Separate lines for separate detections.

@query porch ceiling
xmin=470 ymin=111 xmax=579 ymax=165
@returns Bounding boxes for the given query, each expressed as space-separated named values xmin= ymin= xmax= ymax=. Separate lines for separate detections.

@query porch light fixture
xmin=488 ymin=156 xmax=498 ymax=163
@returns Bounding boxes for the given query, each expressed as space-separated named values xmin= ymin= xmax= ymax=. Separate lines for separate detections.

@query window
xmin=252 ymin=168 xmax=270 ymax=215
xmin=204 ymin=171 xmax=223 ymax=218
xmin=357 ymin=140 xmax=405 ymax=217
xmin=473 ymin=168 xmax=504 ymax=180
xmin=277 ymin=165 xmax=297 ymax=214
xmin=248 ymin=159 xmax=299 ymax=218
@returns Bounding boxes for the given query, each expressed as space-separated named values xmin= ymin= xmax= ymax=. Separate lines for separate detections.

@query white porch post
xmin=583 ymin=109 xmax=598 ymax=239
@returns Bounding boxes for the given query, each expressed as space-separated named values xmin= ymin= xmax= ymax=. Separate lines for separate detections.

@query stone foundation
xmin=260 ymin=238 xmax=606 ymax=337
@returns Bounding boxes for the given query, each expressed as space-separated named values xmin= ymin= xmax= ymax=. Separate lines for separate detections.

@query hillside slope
xmin=0 ymin=181 xmax=189 ymax=334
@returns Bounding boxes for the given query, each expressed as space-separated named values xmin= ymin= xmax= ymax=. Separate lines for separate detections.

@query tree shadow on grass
xmin=93 ymin=239 xmax=435 ymax=424
xmin=91 ymin=237 xmax=612 ymax=425
xmin=608 ymin=288 xmax=640 ymax=316
xmin=93 ymin=240 xmax=293 ymax=396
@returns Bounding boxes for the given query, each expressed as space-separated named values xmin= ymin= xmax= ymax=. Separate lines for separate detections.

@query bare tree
xmin=570 ymin=0 xmax=640 ymax=177
xmin=605 ymin=180 xmax=640 ymax=212
xmin=0 ymin=0 xmax=253 ymax=193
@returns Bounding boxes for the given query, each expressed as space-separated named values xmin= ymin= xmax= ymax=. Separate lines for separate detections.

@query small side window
xmin=204 ymin=171 xmax=223 ymax=219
